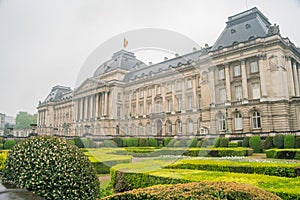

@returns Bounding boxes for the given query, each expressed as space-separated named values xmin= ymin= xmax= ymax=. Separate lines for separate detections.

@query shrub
xmin=237 ymin=141 xmax=243 ymax=147
xmin=163 ymin=137 xmax=172 ymax=146
xmin=273 ymin=134 xmax=284 ymax=148
xmin=266 ymin=149 xmax=300 ymax=160
xmin=196 ymin=140 xmax=203 ymax=148
xmin=68 ymin=139 xmax=75 ymax=146
xmin=228 ymin=142 xmax=238 ymax=148
xmin=73 ymin=137 xmax=84 ymax=148
xmin=104 ymin=182 xmax=281 ymax=200
xmin=249 ymin=136 xmax=261 ymax=153
xmin=113 ymin=137 xmax=123 ymax=147
xmin=138 ymin=138 xmax=149 ymax=147
xmin=242 ymin=136 xmax=250 ymax=147
xmin=126 ymin=138 xmax=139 ymax=147
xmin=167 ymin=139 xmax=176 ymax=147
xmin=3 ymin=136 xmax=100 ymax=200
xmin=3 ymin=139 xmax=16 ymax=149
xmin=262 ymin=136 xmax=273 ymax=149
xmin=284 ymin=134 xmax=295 ymax=148
xmin=296 ymin=137 xmax=300 ymax=148
xmin=173 ymin=140 xmax=187 ymax=147
xmin=102 ymin=140 xmax=117 ymax=147
xmin=149 ymin=138 xmax=158 ymax=147
xmin=187 ymin=138 xmax=198 ymax=147
xmin=201 ymin=138 xmax=215 ymax=148
xmin=213 ymin=138 xmax=220 ymax=147
xmin=219 ymin=138 xmax=229 ymax=147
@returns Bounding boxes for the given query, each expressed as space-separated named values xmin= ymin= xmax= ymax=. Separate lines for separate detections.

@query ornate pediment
xmin=75 ymin=78 xmax=108 ymax=94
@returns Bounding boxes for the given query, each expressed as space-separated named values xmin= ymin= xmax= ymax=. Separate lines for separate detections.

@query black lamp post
xmin=225 ymin=107 xmax=230 ymax=135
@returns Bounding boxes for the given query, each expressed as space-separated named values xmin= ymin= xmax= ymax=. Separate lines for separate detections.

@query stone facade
xmin=37 ymin=7 xmax=300 ymax=137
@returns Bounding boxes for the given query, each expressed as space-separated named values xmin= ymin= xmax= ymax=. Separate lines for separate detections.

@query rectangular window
xmin=166 ymin=83 xmax=172 ymax=92
xmin=250 ymin=61 xmax=258 ymax=73
xmin=140 ymin=90 xmax=144 ymax=98
xmin=140 ymin=104 xmax=144 ymax=115
xmin=234 ymin=113 xmax=242 ymax=130
xmin=219 ymin=69 xmax=225 ymax=80
xmin=147 ymin=103 xmax=152 ymax=114
xmin=167 ymin=99 xmax=172 ymax=112
xmin=252 ymin=83 xmax=261 ymax=99
xmin=234 ymin=65 xmax=241 ymax=76
xmin=157 ymin=85 xmax=161 ymax=94
xmin=177 ymin=97 xmax=182 ymax=111
xmin=157 ymin=101 xmax=162 ymax=113
xmin=148 ymin=88 xmax=152 ymax=96
xmin=176 ymin=81 xmax=182 ymax=91
xmin=187 ymin=79 xmax=192 ymax=89
xmin=220 ymin=88 xmax=226 ymax=103
xmin=117 ymin=106 xmax=121 ymax=118
xmin=132 ymin=105 xmax=136 ymax=116
xmin=235 ymin=85 xmax=242 ymax=101
xmin=187 ymin=95 xmax=193 ymax=110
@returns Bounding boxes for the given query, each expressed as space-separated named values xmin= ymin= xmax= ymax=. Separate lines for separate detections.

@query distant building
xmin=37 ymin=7 xmax=300 ymax=137
xmin=4 ymin=115 xmax=16 ymax=126
xmin=0 ymin=113 xmax=5 ymax=129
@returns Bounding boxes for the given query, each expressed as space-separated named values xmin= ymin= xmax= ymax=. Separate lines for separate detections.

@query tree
xmin=14 ymin=112 xmax=37 ymax=129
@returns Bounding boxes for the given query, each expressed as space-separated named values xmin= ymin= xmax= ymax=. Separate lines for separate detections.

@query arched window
xmin=234 ymin=112 xmax=243 ymax=130
xmin=139 ymin=123 xmax=144 ymax=135
xmin=146 ymin=122 xmax=152 ymax=135
xmin=252 ymin=111 xmax=261 ymax=129
xmin=166 ymin=120 xmax=172 ymax=134
xmin=132 ymin=124 xmax=136 ymax=135
xmin=187 ymin=119 xmax=193 ymax=134
xmin=176 ymin=120 xmax=182 ymax=134
xmin=218 ymin=114 xmax=225 ymax=131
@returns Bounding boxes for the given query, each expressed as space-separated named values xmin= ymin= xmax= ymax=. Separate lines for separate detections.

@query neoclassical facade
xmin=37 ymin=7 xmax=300 ymax=137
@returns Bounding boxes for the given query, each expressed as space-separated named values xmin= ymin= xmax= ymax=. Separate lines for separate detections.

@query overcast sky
xmin=0 ymin=0 xmax=299 ymax=117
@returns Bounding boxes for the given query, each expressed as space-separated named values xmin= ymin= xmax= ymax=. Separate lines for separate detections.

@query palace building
xmin=37 ymin=7 xmax=300 ymax=138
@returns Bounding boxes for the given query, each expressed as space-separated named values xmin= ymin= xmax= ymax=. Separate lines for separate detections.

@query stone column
xmin=95 ymin=94 xmax=99 ymax=119
xmin=224 ymin=64 xmax=231 ymax=102
xmin=258 ymin=55 xmax=267 ymax=99
xmin=208 ymin=68 xmax=216 ymax=106
xmin=286 ymin=57 xmax=295 ymax=97
xmin=104 ymin=91 xmax=108 ymax=116
xmin=80 ymin=98 xmax=84 ymax=121
xmin=293 ymin=61 xmax=300 ymax=96
xmin=241 ymin=59 xmax=249 ymax=101
xmin=90 ymin=95 xmax=94 ymax=119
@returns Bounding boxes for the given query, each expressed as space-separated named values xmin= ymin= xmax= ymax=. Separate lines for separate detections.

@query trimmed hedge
xmin=284 ymin=135 xmax=295 ymax=148
xmin=262 ymin=136 xmax=274 ymax=149
xmin=3 ymin=139 xmax=16 ymax=149
xmin=249 ymin=135 xmax=261 ymax=153
xmin=166 ymin=159 xmax=300 ymax=177
xmin=296 ymin=137 xmax=300 ymax=148
xmin=112 ymin=147 xmax=253 ymax=157
xmin=219 ymin=138 xmax=229 ymax=147
xmin=110 ymin=163 xmax=300 ymax=199
xmin=104 ymin=182 xmax=281 ymax=200
xmin=113 ymin=137 xmax=123 ymax=147
xmin=273 ymin=134 xmax=284 ymax=148
xmin=0 ymin=150 xmax=8 ymax=171
xmin=266 ymin=149 xmax=300 ymax=160
xmin=138 ymin=138 xmax=149 ymax=147
xmin=242 ymin=136 xmax=250 ymax=147
xmin=149 ymin=138 xmax=158 ymax=147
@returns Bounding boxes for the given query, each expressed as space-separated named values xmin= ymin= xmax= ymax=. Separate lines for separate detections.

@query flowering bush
xmin=2 ymin=136 xmax=100 ymax=200
xmin=104 ymin=182 xmax=281 ymax=200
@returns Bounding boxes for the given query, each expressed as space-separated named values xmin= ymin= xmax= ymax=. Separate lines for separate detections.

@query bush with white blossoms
xmin=2 ymin=136 xmax=100 ymax=200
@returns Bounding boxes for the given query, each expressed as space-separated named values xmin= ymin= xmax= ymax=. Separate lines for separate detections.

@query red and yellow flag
xmin=123 ymin=38 xmax=128 ymax=48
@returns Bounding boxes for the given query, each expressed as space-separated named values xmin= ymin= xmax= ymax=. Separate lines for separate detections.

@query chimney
xmin=164 ymin=57 xmax=168 ymax=61
xmin=193 ymin=47 xmax=197 ymax=52
xmin=148 ymin=62 xmax=153 ymax=66
xmin=175 ymin=53 xmax=179 ymax=57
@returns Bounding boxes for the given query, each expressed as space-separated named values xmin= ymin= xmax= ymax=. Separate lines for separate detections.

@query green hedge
xmin=104 ymin=182 xmax=281 ymax=200
xmin=242 ymin=136 xmax=250 ymax=147
xmin=219 ymin=138 xmax=229 ymax=147
xmin=273 ymin=134 xmax=284 ymax=148
xmin=149 ymin=138 xmax=158 ymax=147
xmin=3 ymin=139 xmax=16 ymax=149
xmin=284 ymin=135 xmax=295 ymax=148
xmin=112 ymin=147 xmax=253 ymax=157
xmin=249 ymin=135 xmax=261 ymax=153
xmin=266 ymin=149 xmax=300 ymax=160
xmin=165 ymin=159 xmax=300 ymax=177
xmin=262 ymin=136 xmax=274 ymax=149
xmin=110 ymin=163 xmax=300 ymax=200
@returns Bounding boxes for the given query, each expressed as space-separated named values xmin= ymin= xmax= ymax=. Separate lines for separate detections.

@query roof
xmin=42 ymin=85 xmax=73 ymax=104
xmin=123 ymin=48 xmax=209 ymax=82
xmin=211 ymin=7 xmax=271 ymax=51
xmin=93 ymin=49 xmax=147 ymax=77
